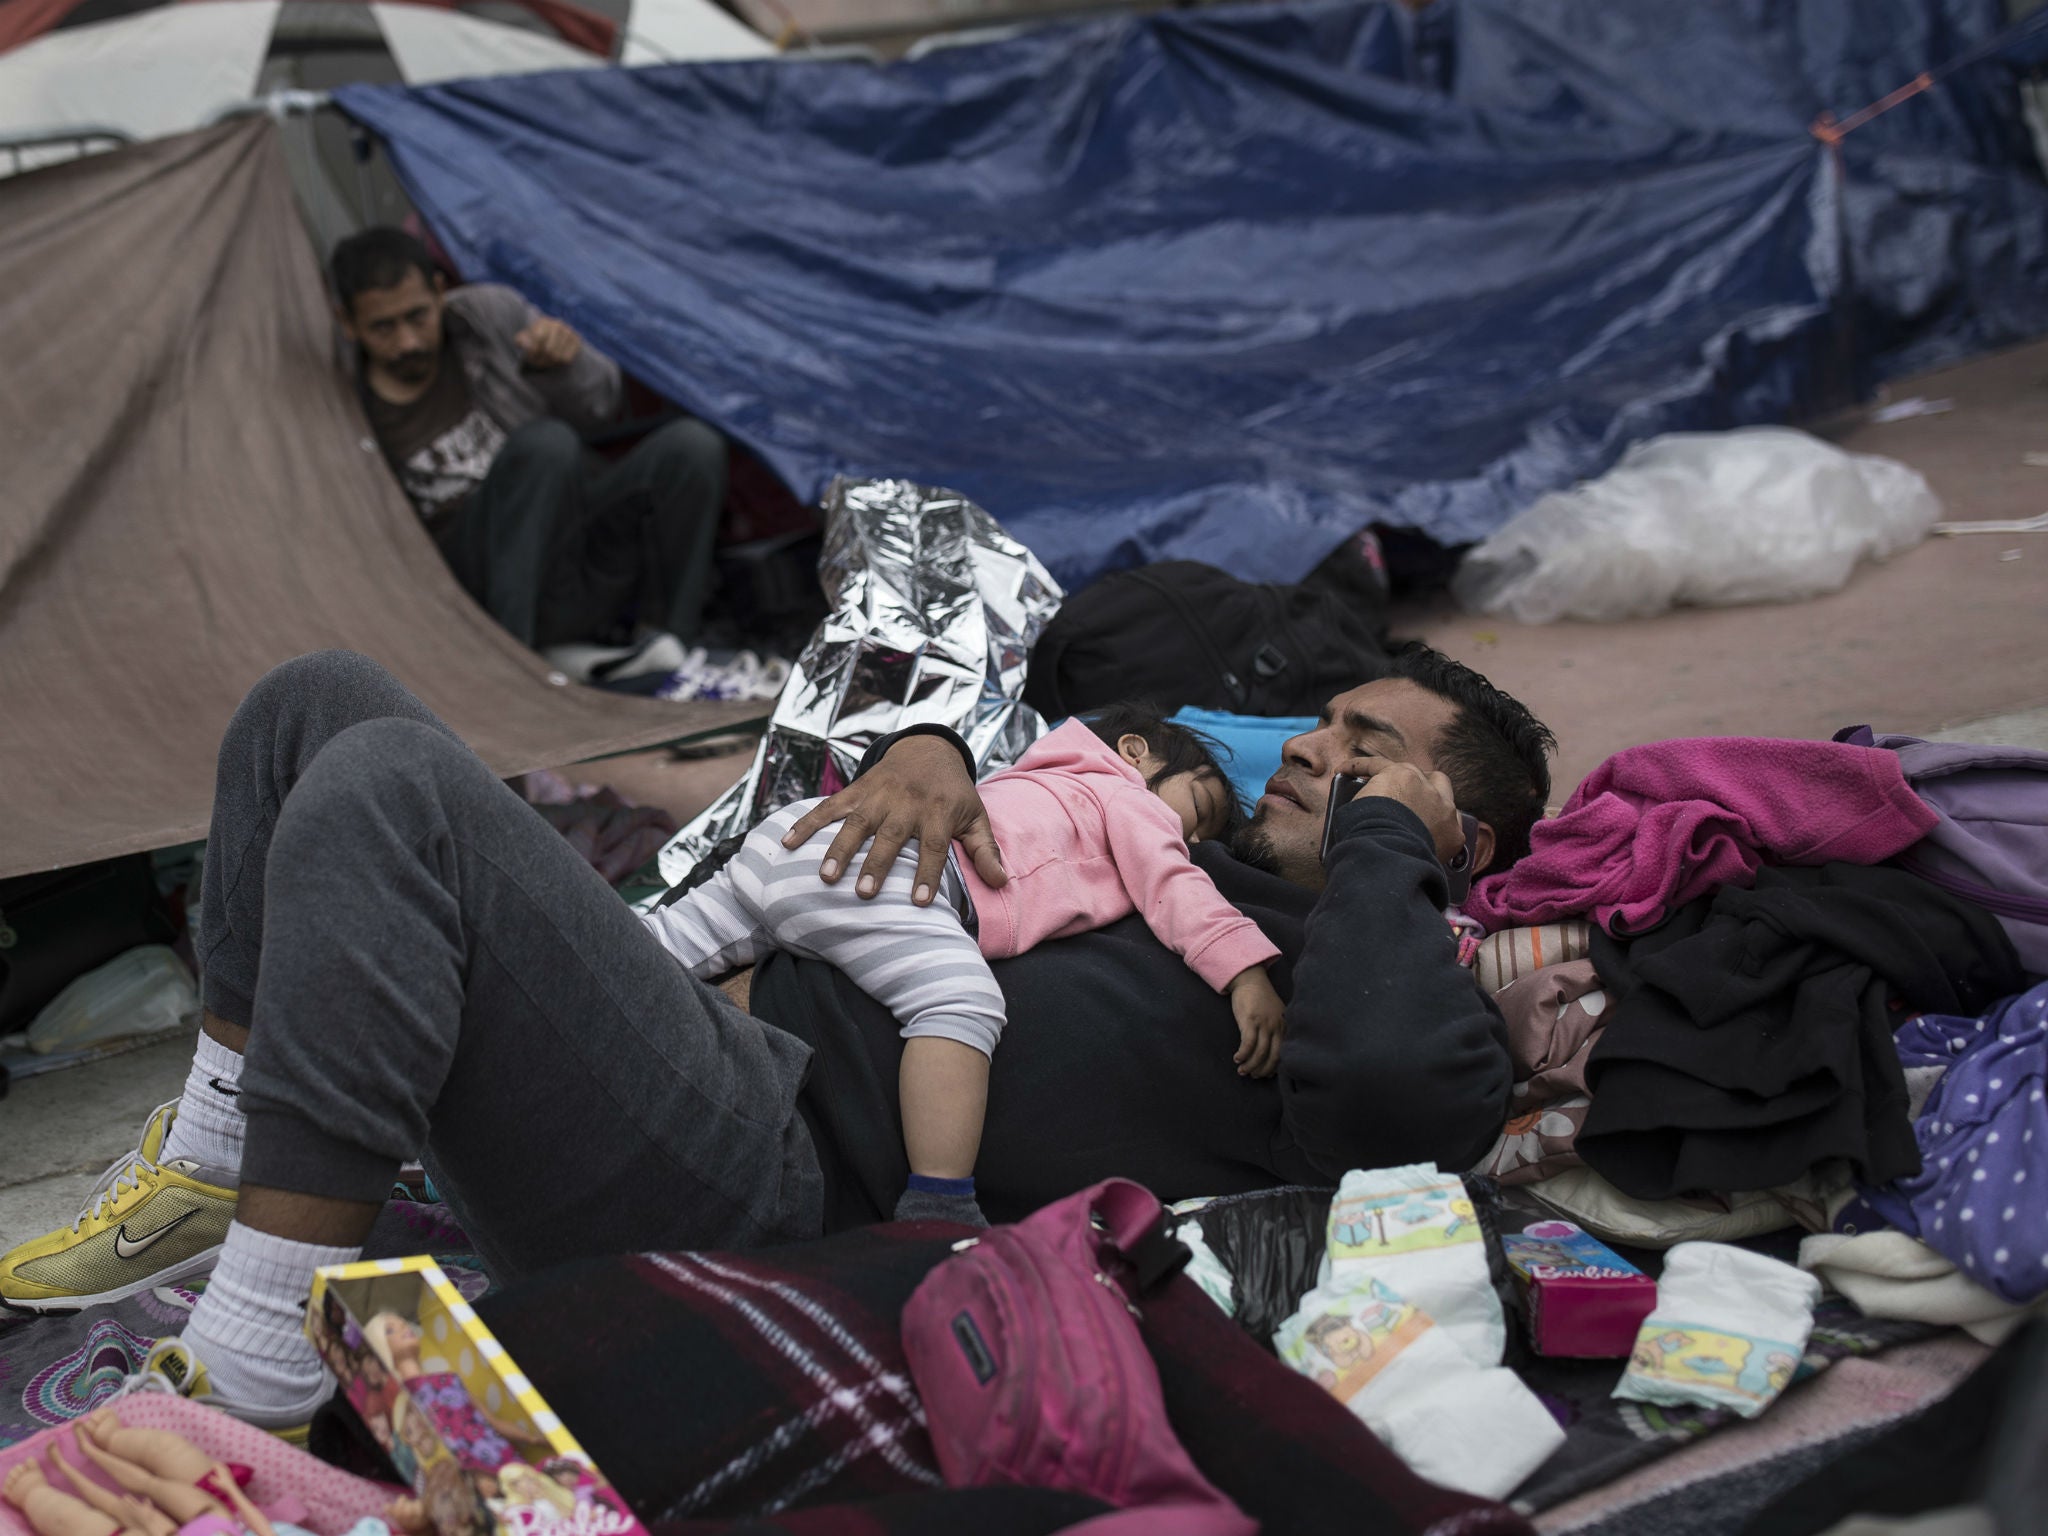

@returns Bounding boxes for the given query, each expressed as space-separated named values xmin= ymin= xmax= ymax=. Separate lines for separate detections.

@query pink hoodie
xmin=1466 ymin=736 xmax=1941 ymax=935
xmin=956 ymin=720 xmax=1280 ymax=990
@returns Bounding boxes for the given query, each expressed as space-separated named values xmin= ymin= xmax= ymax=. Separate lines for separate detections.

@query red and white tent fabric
xmin=0 ymin=0 xmax=771 ymax=172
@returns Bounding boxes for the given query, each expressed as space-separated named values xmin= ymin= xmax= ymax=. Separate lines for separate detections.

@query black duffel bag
xmin=1024 ymin=559 xmax=1392 ymax=719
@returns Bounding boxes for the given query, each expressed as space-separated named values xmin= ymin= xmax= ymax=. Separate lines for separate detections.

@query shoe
xmin=657 ymin=647 xmax=792 ymax=704
xmin=542 ymin=632 xmax=690 ymax=687
xmin=0 ymin=1101 xmax=238 ymax=1313
xmin=123 ymin=1338 xmax=313 ymax=1444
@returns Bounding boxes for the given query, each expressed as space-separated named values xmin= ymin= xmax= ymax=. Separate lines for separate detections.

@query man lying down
xmin=0 ymin=645 xmax=1555 ymax=1433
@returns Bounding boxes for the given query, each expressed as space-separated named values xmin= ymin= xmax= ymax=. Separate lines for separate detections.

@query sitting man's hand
xmin=780 ymin=735 xmax=1006 ymax=906
xmin=515 ymin=316 xmax=583 ymax=370
xmin=1352 ymin=759 xmax=1465 ymax=865
xmin=1228 ymin=966 xmax=1285 ymax=1078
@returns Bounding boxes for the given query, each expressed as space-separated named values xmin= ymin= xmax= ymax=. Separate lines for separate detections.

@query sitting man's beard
xmin=389 ymin=349 xmax=437 ymax=383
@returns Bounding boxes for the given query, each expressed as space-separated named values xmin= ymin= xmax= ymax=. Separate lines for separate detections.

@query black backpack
xmin=1024 ymin=560 xmax=1392 ymax=719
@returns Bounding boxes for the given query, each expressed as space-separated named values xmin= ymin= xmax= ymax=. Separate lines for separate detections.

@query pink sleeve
xmin=1101 ymin=788 xmax=1282 ymax=991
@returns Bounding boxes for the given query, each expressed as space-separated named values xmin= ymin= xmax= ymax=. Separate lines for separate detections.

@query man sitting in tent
xmin=332 ymin=227 xmax=727 ymax=669
xmin=0 ymin=646 xmax=1552 ymax=1433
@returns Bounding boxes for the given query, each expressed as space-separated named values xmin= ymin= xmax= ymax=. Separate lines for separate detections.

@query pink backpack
xmin=900 ymin=1178 xmax=1258 ymax=1535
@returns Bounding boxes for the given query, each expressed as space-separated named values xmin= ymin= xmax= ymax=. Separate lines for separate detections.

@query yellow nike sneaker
xmin=0 ymin=1101 xmax=238 ymax=1313
xmin=127 ymin=1338 xmax=313 ymax=1444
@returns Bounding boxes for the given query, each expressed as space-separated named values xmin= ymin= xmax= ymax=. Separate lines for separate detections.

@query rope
xmin=1810 ymin=6 xmax=2048 ymax=146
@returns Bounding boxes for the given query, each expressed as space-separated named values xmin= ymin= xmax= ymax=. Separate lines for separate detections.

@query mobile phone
xmin=1320 ymin=773 xmax=1367 ymax=862
xmin=1321 ymin=774 xmax=1479 ymax=904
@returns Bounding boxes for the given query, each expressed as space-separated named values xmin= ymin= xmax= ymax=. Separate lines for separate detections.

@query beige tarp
xmin=0 ymin=118 xmax=757 ymax=879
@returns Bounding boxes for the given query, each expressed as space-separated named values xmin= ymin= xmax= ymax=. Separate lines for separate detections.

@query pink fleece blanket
xmin=1467 ymin=738 xmax=1939 ymax=935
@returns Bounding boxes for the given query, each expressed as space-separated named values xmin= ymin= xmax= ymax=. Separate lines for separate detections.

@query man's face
xmin=1237 ymin=678 xmax=1458 ymax=887
xmin=343 ymin=268 xmax=445 ymax=384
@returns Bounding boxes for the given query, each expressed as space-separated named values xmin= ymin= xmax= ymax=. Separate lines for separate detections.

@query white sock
xmin=1320 ymin=1164 xmax=1506 ymax=1366
xmin=160 ymin=1032 xmax=247 ymax=1174
xmin=183 ymin=1222 xmax=357 ymax=1416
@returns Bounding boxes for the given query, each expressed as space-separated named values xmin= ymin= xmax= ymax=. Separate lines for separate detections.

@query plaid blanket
xmin=473 ymin=1223 xmax=1531 ymax=1536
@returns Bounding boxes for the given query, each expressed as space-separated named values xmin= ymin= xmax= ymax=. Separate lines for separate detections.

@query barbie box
xmin=1499 ymin=1221 xmax=1656 ymax=1358
xmin=307 ymin=1257 xmax=646 ymax=1536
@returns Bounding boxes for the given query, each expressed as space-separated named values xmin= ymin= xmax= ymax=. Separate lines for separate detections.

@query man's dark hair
xmin=329 ymin=227 xmax=437 ymax=311
xmin=1382 ymin=641 xmax=1555 ymax=870
xmin=1081 ymin=702 xmax=1247 ymax=841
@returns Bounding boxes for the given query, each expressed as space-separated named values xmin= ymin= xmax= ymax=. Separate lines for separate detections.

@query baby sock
xmin=894 ymin=1174 xmax=989 ymax=1228
xmin=1321 ymin=1164 xmax=1505 ymax=1366
xmin=1613 ymin=1241 xmax=1822 ymax=1419
xmin=159 ymin=1031 xmax=248 ymax=1176
xmin=1276 ymin=1274 xmax=1563 ymax=1499
xmin=181 ymin=1222 xmax=356 ymax=1420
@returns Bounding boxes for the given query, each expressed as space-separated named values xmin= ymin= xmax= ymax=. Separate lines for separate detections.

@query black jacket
xmin=751 ymin=731 xmax=1514 ymax=1227
xmin=1580 ymin=862 xmax=2023 ymax=1200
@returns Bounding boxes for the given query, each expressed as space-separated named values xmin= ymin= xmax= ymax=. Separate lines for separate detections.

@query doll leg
xmin=4 ymin=1461 xmax=129 ymax=1536
xmin=68 ymin=1424 xmax=218 ymax=1525
xmin=44 ymin=1447 xmax=175 ymax=1536
xmin=76 ymin=1419 xmax=277 ymax=1536
xmin=74 ymin=1416 xmax=213 ymax=1482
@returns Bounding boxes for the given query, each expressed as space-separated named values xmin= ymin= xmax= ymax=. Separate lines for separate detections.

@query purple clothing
xmin=1855 ymin=981 xmax=2048 ymax=1303
xmin=410 ymin=1371 xmax=516 ymax=1472
xmin=1467 ymin=738 xmax=1939 ymax=934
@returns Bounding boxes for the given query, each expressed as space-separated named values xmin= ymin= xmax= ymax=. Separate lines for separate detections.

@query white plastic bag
xmin=1453 ymin=427 xmax=1942 ymax=623
xmin=23 ymin=944 xmax=198 ymax=1055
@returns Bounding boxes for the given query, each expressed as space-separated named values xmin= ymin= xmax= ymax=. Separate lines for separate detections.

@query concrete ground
xmin=1402 ymin=338 xmax=2048 ymax=797
xmin=5 ymin=340 xmax=2047 ymax=1257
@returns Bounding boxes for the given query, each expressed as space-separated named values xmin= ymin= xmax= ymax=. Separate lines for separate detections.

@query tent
xmin=335 ymin=0 xmax=2048 ymax=590
xmin=0 ymin=118 xmax=760 ymax=880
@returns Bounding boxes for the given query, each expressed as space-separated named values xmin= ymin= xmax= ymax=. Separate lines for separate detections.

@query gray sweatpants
xmin=198 ymin=652 xmax=822 ymax=1281
xmin=644 ymin=800 xmax=1008 ymax=1058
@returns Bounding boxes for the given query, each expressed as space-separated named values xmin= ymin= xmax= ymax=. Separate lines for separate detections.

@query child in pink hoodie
xmin=646 ymin=706 xmax=1284 ymax=1227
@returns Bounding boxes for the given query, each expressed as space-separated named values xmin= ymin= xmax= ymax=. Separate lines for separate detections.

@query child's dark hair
xmin=1081 ymin=703 xmax=1246 ymax=839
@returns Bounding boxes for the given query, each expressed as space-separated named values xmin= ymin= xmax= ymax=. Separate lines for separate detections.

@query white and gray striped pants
xmin=642 ymin=799 xmax=1009 ymax=1057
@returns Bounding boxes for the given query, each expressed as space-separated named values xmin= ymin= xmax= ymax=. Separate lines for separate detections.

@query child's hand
xmin=1228 ymin=967 xmax=1285 ymax=1078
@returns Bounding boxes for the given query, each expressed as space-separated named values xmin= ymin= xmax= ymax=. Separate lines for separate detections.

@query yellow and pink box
xmin=306 ymin=1257 xmax=648 ymax=1536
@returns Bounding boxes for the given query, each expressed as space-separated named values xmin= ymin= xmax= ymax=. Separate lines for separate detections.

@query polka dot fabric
xmin=0 ymin=1396 xmax=401 ymax=1536
xmin=1860 ymin=980 xmax=2048 ymax=1304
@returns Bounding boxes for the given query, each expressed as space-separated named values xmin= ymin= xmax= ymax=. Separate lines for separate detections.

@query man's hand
xmin=780 ymin=734 xmax=1005 ymax=905
xmin=515 ymin=317 xmax=583 ymax=371
xmin=1351 ymin=760 xmax=1465 ymax=865
xmin=1228 ymin=966 xmax=1285 ymax=1078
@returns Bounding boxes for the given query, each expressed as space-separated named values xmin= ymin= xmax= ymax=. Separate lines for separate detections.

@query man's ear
xmin=334 ymin=301 xmax=357 ymax=342
xmin=1468 ymin=818 xmax=1498 ymax=878
xmin=433 ymin=270 xmax=447 ymax=296
xmin=1114 ymin=733 xmax=1150 ymax=768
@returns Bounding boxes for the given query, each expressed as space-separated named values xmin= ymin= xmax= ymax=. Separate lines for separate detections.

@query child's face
xmin=1150 ymin=766 xmax=1230 ymax=843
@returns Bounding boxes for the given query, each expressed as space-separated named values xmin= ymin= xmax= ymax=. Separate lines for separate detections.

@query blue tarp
xmin=337 ymin=0 xmax=2048 ymax=589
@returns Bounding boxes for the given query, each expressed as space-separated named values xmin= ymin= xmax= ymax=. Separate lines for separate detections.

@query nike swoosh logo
xmin=115 ymin=1210 xmax=197 ymax=1261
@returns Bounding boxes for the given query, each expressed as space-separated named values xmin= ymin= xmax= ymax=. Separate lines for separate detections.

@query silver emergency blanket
xmin=656 ymin=478 xmax=1064 ymax=884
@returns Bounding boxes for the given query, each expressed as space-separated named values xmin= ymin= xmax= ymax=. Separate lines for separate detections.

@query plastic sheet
xmin=1452 ymin=427 xmax=1942 ymax=623
xmin=1172 ymin=1187 xmax=1336 ymax=1349
xmin=657 ymin=478 xmax=1061 ymax=882
xmin=316 ymin=0 xmax=2009 ymax=588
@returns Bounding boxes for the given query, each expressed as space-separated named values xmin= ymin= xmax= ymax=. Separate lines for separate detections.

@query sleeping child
xmin=645 ymin=705 xmax=1285 ymax=1228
